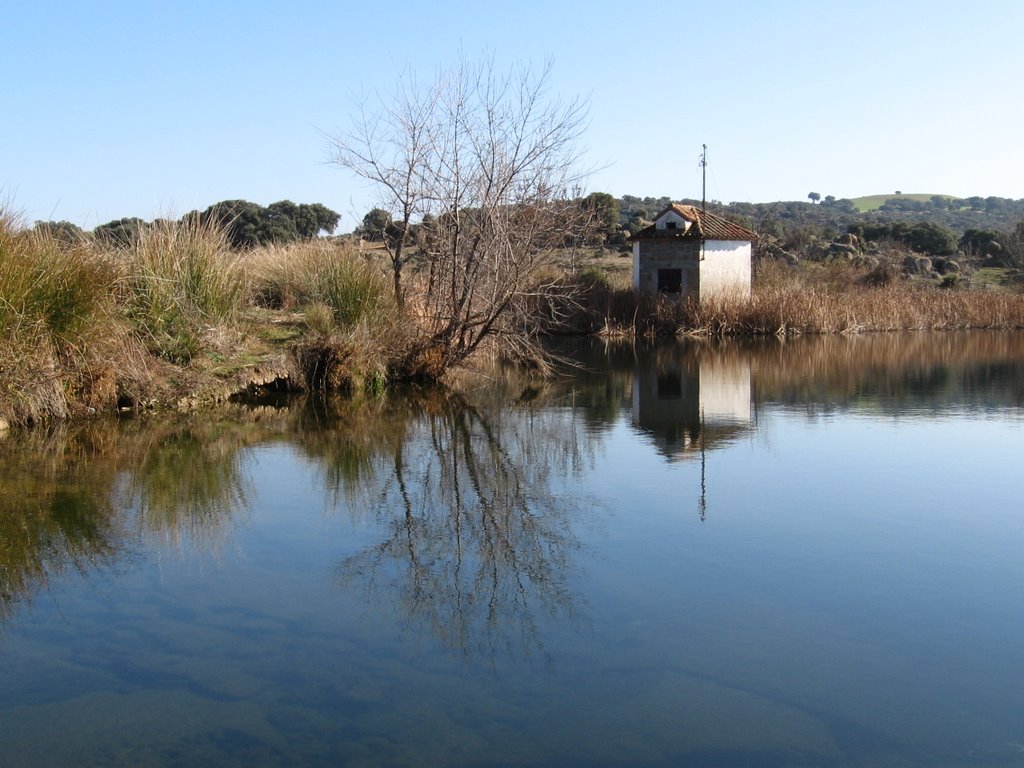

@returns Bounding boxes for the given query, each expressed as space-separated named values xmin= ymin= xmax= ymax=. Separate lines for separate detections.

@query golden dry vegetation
xmin=2 ymin=212 xmax=1023 ymax=428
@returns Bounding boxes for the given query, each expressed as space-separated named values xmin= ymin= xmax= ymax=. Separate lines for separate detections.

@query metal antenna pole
xmin=699 ymin=144 xmax=708 ymax=261
xmin=700 ymin=144 xmax=707 ymax=214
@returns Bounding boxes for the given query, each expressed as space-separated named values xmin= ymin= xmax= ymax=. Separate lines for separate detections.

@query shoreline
xmin=5 ymin=320 xmax=1024 ymax=431
xmin=4 ymin=214 xmax=1024 ymax=429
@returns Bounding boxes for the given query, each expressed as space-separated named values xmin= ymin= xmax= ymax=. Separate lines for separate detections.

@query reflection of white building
xmin=631 ymin=352 xmax=752 ymax=460
xmin=699 ymin=357 xmax=752 ymax=426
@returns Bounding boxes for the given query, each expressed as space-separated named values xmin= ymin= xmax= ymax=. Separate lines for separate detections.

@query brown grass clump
xmin=292 ymin=330 xmax=391 ymax=394
xmin=121 ymin=217 xmax=246 ymax=363
xmin=248 ymin=241 xmax=407 ymax=392
xmin=247 ymin=240 xmax=394 ymax=326
xmin=0 ymin=210 xmax=145 ymax=425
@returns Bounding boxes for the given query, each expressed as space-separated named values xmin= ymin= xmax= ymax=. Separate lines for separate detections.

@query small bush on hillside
xmin=860 ymin=262 xmax=898 ymax=287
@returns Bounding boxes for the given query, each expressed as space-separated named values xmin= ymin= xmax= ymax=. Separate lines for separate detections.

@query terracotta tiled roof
xmin=630 ymin=204 xmax=757 ymax=242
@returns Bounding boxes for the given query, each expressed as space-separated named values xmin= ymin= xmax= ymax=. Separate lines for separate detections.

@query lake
xmin=1 ymin=332 xmax=1023 ymax=767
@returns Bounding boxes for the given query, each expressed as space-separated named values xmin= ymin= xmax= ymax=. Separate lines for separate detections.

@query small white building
xmin=631 ymin=204 xmax=756 ymax=301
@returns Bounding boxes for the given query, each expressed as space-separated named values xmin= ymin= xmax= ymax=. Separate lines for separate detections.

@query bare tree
xmin=329 ymin=73 xmax=438 ymax=305
xmin=328 ymin=58 xmax=591 ymax=375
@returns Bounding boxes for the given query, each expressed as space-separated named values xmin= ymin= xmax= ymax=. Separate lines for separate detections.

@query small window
xmin=658 ymin=268 xmax=682 ymax=294
xmin=665 ymin=221 xmax=677 ymax=229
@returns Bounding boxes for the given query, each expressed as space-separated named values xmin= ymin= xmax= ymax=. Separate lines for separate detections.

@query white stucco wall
xmin=699 ymin=240 xmax=751 ymax=300
xmin=632 ymin=241 xmax=640 ymax=290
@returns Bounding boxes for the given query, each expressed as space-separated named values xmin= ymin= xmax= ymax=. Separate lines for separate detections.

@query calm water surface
xmin=1 ymin=333 xmax=1023 ymax=767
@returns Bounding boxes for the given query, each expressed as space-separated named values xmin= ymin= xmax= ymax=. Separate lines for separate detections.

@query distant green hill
xmin=850 ymin=193 xmax=955 ymax=213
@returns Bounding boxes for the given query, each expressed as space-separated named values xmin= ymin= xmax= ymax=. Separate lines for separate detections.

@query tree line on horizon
xmin=355 ymin=191 xmax=1024 ymax=240
xmin=34 ymin=199 xmax=341 ymax=250
xmin=33 ymin=190 xmax=1024 ymax=264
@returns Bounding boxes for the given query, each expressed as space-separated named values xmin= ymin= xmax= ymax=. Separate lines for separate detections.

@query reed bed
xmin=570 ymin=261 xmax=1024 ymax=338
xmin=0 ymin=210 xmax=139 ymax=424
xmin=121 ymin=217 xmax=246 ymax=363
xmin=247 ymin=240 xmax=402 ymax=392
xmin=684 ymin=283 xmax=1024 ymax=336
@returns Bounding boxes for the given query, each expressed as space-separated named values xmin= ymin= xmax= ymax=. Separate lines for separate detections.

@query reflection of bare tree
xmin=334 ymin=391 xmax=589 ymax=662
xmin=289 ymin=398 xmax=413 ymax=521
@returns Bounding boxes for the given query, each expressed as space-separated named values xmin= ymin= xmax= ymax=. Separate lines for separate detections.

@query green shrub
xmin=577 ymin=265 xmax=612 ymax=289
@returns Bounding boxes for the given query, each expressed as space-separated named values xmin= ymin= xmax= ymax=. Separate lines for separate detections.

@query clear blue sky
xmin=4 ymin=0 xmax=1022 ymax=231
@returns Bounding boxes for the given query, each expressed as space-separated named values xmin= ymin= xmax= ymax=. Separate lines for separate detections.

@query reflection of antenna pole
xmin=699 ymin=406 xmax=707 ymax=522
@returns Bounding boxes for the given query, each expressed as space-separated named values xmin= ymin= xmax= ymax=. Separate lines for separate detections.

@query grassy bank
xmin=0 ymin=212 xmax=409 ymax=427
xmin=2 ymin=212 xmax=1024 ymax=428
xmin=0 ymin=210 xmax=137 ymax=425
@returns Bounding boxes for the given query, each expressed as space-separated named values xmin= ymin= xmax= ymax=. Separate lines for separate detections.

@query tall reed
xmin=248 ymin=239 xmax=394 ymax=327
xmin=121 ymin=217 xmax=245 ymax=363
xmin=0 ymin=210 xmax=131 ymax=424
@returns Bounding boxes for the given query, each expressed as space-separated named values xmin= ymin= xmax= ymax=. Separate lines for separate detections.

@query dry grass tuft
xmin=0 ymin=209 xmax=145 ymax=424
xmin=247 ymin=240 xmax=395 ymax=327
xmin=121 ymin=217 xmax=245 ymax=363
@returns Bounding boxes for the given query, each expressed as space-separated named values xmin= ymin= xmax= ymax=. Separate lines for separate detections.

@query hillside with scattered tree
xmin=606 ymin=193 xmax=1024 ymax=284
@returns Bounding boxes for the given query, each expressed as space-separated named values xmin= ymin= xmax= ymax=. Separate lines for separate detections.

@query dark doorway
xmin=658 ymin=268 xmax=683 ymax=294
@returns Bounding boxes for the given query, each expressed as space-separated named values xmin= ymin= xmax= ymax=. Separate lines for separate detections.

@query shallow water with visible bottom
xmin=1 ymin=333 xmax=1022 ymax=767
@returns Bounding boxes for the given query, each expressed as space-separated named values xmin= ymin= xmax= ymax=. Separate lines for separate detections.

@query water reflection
xmin=118 ymin=419 xmax=257 ymax=545
xmin=2 ymin=331 xmax=1023 ymax=640
xmin=745 ymin=331 xmax=1024 ymax=414
xmin=0 ymin=424 xmax=122 ymax=623
xmin=630 ymin=342 xmax=754 ymax=461
xmin=0 ymin=392 xmax=596 ymax=663
xmin=304 ymin=391 xmax=590 ymax=662
xmin=2 ymin=332 xmax=1024 ymax=766
xmin=545 ymin=332 xmax=1024 ymax=432
xmin=0 ymin=412 xmax=288 ymax=625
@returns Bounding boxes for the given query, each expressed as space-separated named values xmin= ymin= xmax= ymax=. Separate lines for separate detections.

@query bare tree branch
xmin=328 ymin=57 xmax=593 ymax=377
